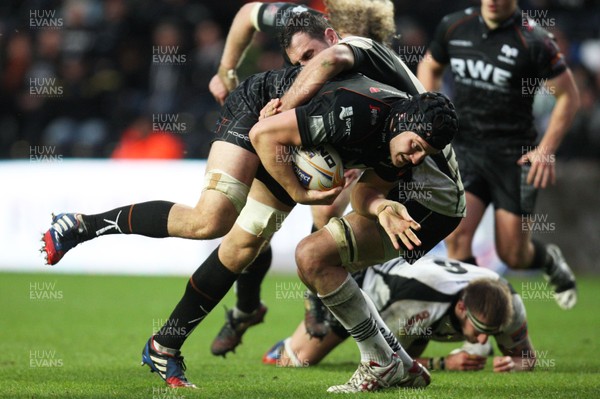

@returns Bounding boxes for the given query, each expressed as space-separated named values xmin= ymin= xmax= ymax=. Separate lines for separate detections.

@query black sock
xmin=154 ymin=247 xmax=238 ymax=350
xmin=80 ymin=201 xmax=174 ymax=240
xmin=460 ymin=256 xmax=478 ymax=266
xmin=530 ymin=239 xmax=553 ymax=273
xmin=235 ymin=246 xmax=272 ymax=313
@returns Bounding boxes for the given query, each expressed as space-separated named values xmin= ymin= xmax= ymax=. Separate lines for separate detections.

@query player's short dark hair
xmin=278 ymin=12 xmax=334 ymax=50
xmin=462 ymin=279 xmax=513 ymax=332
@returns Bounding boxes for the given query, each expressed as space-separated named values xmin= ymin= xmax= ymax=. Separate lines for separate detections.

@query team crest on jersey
xmin=339 ymin=106 xmax=354 ymax=120
xmin=498 ymin=44 xmax=519 ymax=65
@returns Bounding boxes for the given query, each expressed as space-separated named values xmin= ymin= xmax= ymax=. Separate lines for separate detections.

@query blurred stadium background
xmin=1 ymin=0 xmax=599 ymax=276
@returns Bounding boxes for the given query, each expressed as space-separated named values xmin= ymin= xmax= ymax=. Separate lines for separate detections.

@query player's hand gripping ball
xmin=293 ymin=144 xmax=344 ymax=190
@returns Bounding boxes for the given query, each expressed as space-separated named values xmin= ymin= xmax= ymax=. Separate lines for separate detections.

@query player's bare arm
xmin=279 ymin=42 xmax=355 ymax=110
xmin=208 ymin=2 xmax=262 ymax=104
xmin=518 ymin=69 xmax=580 ymax=189
xmin=416 ymin=51 xmax=446 ymax=92
xmin=249 ymin=110 xmax=342 ymax=205
xmin=351 ymin=169 xmax=421 ymax=250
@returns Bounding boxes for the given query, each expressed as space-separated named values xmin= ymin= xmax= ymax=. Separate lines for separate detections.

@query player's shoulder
xmin=439 ymin=7 xmax=481 ymax=32
xmin=517 ymin=13 xmax=559 ymax=47
xmin=340 ymin=36 xmax=376 ymax=49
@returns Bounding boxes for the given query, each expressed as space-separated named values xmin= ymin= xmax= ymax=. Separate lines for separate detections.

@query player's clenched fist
xmin=493 ymin=356 xmax=516 ymax=372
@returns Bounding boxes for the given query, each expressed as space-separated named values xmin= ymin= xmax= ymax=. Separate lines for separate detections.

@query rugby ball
xmin=293 ymin=144 xmax=344 ymax=190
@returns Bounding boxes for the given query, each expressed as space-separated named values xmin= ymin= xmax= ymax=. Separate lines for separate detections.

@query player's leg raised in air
xmin=41 ymin=140 xmax=258 ymax=265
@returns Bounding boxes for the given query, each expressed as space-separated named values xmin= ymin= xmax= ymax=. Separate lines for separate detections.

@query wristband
xmin=225 ymin=68 xmax=237 ymax=80
xmin=433 ymin=357 xmax=445 ymax=371
xmin=218 ymin=65 xmax=239 ymax=90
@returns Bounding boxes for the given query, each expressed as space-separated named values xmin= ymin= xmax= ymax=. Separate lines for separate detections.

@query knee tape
xmin=202 ymin=169 xmax=249 ymax=214
xmin=236 ymin=197 xmax=289 ymax=241
xmin=324 ymin=217 xmax=361 ymax=272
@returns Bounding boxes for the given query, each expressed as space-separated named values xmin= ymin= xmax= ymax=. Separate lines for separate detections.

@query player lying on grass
xmin=263 ymin=256 xmax=535 ymax=372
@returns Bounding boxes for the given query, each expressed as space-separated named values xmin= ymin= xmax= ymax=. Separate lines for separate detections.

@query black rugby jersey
xmin=296 ymin=73 xmax=413 ymax=181
xmin=429 ymin=7 xmax=566 ymax=147
xmin=221 ymin=66 xmax=301 ymax=119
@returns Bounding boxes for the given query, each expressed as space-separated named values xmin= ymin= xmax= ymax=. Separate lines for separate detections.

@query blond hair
xmin=324 ymin=0 xmax=396 ymax=46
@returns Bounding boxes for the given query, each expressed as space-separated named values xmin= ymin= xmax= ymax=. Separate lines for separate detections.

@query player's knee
xmin=445 ymin=225 xmax=473 ymax=254
xmin=185 ymin=209 xmax=235 ymax=239
xmin=497 ymin=246 xmax=530 ymax=269
xmin=295 ymin=237 xmax=326 ymax=283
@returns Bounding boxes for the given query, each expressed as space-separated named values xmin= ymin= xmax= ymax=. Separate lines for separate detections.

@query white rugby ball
xmin=293 ymin=144 xmax=344 ymax=190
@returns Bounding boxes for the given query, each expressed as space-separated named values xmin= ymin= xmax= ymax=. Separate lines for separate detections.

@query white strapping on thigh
xmin=202 ymin=169 xmax=250 ymax=214
xmin=323 ymin=217 xmax=360 ymax=271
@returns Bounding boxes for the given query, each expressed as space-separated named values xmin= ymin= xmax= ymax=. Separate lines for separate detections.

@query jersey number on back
xmin=433 ymin=259 xmax=467 ymax=274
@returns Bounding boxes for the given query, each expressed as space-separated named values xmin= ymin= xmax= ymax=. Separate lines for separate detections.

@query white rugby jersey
xmin=359 ymin=256 xmax=528 ymax=351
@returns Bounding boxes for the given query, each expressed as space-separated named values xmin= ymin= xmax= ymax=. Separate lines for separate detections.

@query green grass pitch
xmin=1 ymin=271 xmax=599 ymax=399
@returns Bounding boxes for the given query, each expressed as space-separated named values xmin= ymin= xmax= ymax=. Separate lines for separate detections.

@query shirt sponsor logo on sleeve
xmin=449 ymin=40 xmax=473 ymax=47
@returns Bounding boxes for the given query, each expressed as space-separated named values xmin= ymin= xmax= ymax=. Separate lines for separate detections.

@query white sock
xmin=319 ymin=274 xmax=393 ymax=365
xmin=361 ymin=290 xmax=413 ymax=369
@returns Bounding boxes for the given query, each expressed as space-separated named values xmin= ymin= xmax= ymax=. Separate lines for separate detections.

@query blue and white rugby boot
xmin=141 ymin=337 xmax=197 ymax=388
xmin=41 ymin=213 xmax=86 ymax=265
